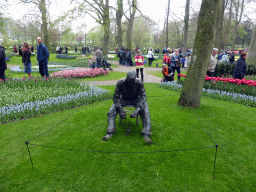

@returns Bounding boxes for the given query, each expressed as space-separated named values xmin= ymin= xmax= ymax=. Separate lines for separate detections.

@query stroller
xmin=101 ymin=58 xmax=113 ymax=71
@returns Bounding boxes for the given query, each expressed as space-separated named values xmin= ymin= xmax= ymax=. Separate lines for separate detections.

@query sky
xmin=4 ymin=0 xmax=201 ymax=33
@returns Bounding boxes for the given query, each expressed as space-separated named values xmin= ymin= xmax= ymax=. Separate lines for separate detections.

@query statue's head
xmin=126 ymin=71 xmax=136 ymax=86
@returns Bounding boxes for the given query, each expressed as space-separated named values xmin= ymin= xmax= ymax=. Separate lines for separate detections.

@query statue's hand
xmin=120 ymin=110 xmax=126 ymax=119
xmin=130 ymin=111 xmax=137 ymax=118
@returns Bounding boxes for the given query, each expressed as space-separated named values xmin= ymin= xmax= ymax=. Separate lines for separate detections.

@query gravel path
xmin=86 ymin=60 xmax=163 ymax=86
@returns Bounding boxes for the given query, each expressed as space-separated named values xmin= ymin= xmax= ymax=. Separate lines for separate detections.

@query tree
xmin=178 ymin=0 xmax=223 ymax=107
xmin=231 ymin=0 xmax=245 ymax=50
xmin=20 ymin=0 xmax=50 ymax=49
xmin=116 ymin=0 xmax=123 ymax=49
xmin=165 ymin=0 xmax=170 ymax=48
xmin=246 ymin=25 xmax=256 ymax=66
xmin=181 ymin=0 xmax=190 ymax=54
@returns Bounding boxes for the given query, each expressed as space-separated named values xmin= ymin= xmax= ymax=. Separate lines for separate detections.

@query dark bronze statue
xmin=103 ymin=71 xmax=153 ymax=144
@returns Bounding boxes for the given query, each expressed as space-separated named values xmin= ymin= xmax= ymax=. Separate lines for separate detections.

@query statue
xmin=103 ymin=71 xmax=153 ymax=144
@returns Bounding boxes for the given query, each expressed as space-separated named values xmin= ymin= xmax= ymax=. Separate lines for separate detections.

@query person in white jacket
xmin=147 ymin=48 xmax=154 ymax=66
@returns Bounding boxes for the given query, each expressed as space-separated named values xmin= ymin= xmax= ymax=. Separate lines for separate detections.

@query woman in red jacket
xmin=135 ymin=50 xmax=144 ymax=81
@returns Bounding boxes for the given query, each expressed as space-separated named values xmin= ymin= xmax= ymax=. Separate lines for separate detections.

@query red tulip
xmin=213 ymin=82 xmax=215 ymax=85
xmin=243 ymin=89 xmax=245 ymax=92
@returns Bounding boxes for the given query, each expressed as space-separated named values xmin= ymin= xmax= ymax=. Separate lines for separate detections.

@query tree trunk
xmin=116 ymin=0 xmax=123 ymax=49
xmin=224 ymin=0 xmax=233 ymax=48
xmin=182 ymin=0 xmax=190 ymax=54
xmin=102 ymin=0 xmax=110 ymax=55
xmin=40 ymin=0 xmax=49 ymax=49
xmin=165 ymin=0 xmax=170 ymax=48
xmin=178 ymin=0 xmax=222 ymax=107
xmin=214 ymin=0 xmax=225 ymax=51
xmin=247 ymin=25 xmax=256 ymax=66
xmin=126 ymin=0 xmax=137 ymax=51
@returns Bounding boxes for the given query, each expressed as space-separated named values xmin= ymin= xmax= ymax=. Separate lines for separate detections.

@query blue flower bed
xmin=5 ymin=57 xmax=10 ymax=61
xmin=56 ymin=54 xmax=82 ymax=59
xmin=10 ymin=65 xmax=77 ymax=73
xmin=160 ymin=81 xmax=256 ymax=107
xmin=0 ymin=86 xmax=111 ymax=123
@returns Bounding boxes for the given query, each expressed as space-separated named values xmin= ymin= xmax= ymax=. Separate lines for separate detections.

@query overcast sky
xmin=4 ymin=0 xmax=256 ymax=33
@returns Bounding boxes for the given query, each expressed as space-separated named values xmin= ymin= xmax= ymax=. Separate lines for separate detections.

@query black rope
xmin=28 ymin=143 xmax=215 ymax=154
xmin=25 ymin=141 xmax=34 ymax=167
xmin=192 ymin=108 xmax=217 ymax=145
xmin=27 ymin=107 xmax=78 ymax=142
xmin=213 ymin=144 xmax=219 ymax=179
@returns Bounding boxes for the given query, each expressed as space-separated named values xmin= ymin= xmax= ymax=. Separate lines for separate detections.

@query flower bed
xmin=5 ymin=57 xmax=10 ymax=62
xmin=160 ymin=81 xmax=256 ymax=107
xmin=56 ymin=54 xmax=82 ymax=59
xmin=50 ymin=68 xmax=109 ymax=78
xmin=0 ymin=77 xmax=111 ymax=123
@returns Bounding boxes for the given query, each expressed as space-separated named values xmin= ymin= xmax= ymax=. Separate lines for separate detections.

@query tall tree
xmin=116 ymin=0 xmax=123 ymax=49
xmin=20 ymin=0 xmax=50 ymax=49
xmin=125 ymin=0 xmax=137 ymax=51
xmin=165 ymin=0 xmax=170 ymax=48
xmin=224 ymin=0 xmax=233 ymax=48
xmin=246 ymin=25 xmax=256 ymax=66
xmin=71 ymin=0 xmax=110 ymax=55
xmin=231 ymin=0 xmax=245 ymax=51
xmin=181 ymin=0 xmax=190 ymax=54
xmin=213 ymin=0 xmax=225 ymax=51
xmin=178 ymin=0 xmax=223 ymax=107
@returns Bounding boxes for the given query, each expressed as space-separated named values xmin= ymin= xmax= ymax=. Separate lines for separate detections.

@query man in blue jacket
xmin=37 ymin=37 xmax=49 ymax=78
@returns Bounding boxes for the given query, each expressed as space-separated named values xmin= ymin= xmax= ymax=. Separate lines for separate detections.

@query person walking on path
xmin=170 ymin=49 xmax=181 ymax=80
xmin=148 ymin=48 xmax=154 ymax=66
xmin=135 ymin=50 xmax=144 ymax=81
xmin=95 ymin=48 xmax=102 ymax=68
xmin=0 ymin=44 xmax=7 ymax=81
xmin=22 ymin=42 xmax=32 ymax=78
xmin=37 ymin=37 xmax=49 ymax=78
xmin=207 ymin=48 xmax=218 ymax=77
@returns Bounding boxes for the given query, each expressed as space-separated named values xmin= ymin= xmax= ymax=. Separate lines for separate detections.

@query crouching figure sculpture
xmin=103 ymin=70 xmax=153 ymax=144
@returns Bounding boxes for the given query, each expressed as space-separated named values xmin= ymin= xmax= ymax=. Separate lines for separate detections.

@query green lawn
xmin=147 ymin=70 xmax=187 ymax=81
xmin=1 ymin=84 xmax=256 ymax=191
xmin=78 ymin=71 xmax=127 ymax=82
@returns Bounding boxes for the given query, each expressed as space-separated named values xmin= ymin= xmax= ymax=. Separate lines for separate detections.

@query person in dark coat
xmin=229 ymin=52 xmax=235 ymax=64
xmin=0 ymin=44 xmax=7 ymax=81
xmin=233 ymin=52 xmax=247 ymax=79
xmin=14 ymin=45 xmax=17 ymax=54
xmin=37 ymin=37 xmax=49 ymax=78
xmin=162 ymin=64 xmax=174 ymax=82
xmin=65 ymin=47 xmax=68 ymax=54
xmin=31 ymin=45 xmax=34 ymax=53
xmin=19 ymin=45 xmax=22 ymax=56
xmin=75 ymin=46 xmax=77 ymax=52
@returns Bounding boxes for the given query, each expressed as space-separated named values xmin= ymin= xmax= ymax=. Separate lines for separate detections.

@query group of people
xmin=90 ymin=47 xmax=103 ymax=68
xmin=0 ymin=37 xmax=50 ymax=81
xmin=207 ymin=48 xmax=248 ymax=79
xmin=117 ymin=47 xmax=133 ymax=67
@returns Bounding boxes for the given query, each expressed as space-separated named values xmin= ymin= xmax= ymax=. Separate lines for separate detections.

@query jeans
xmin=39 ymin=61 xmax=49 ymax=77
xmin=171 ymin=67 xmax=181 ymax=80
xmin=96 ymin=58 xmax=101 ymax=68
xmin=136 ymin=68 xmax=144 ymax=81
xmin=0 ymin=68 xmax=6 ymax=81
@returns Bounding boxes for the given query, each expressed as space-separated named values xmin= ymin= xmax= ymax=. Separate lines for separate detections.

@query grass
xmin=1 ymin=84 xmax=256 ymax=191
xmin=147 ymin=70 xmax=187 ymax=81
xmin=77 ymin=71 xmax=127 ymax=82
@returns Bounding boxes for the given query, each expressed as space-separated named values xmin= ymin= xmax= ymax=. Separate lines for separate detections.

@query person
xmin=22 ymin=42 xmax=32 ymax=78
xmin=135 ymin=50 xmax=144 ymax=81
xmin=65 ymin=46 xmax=68 ymax=54
xmin=170 ymin=49 xmax=181 ymax=80
xmin=102 ymin=70 xmax=152 ymax=144
xmin=163 ymin=53 xmax=169 ymax=65
xmin=36 ymin=37 xmax=49 ymax=78
xmin=180 ymin=55 xmax=185 ymax=68
xmin=233 ymin=52 xmax=247 ymax=79
xmin=207 ymin=48 xmax=218 ymax=77
xmin=95 ymin=47 xmax=102 ymax=68
xmin=126 ymin=49 xmax=133 ymax=67
xmin=148 ymin=48 xmax=154 ymax=66
xmin=229 ymin=52 xmax=235 ymax=64
xmin=184 ymin=54 xmax=191 ymax=68
xmin=162 ymin=64 xmax=174 ymax=82
xmin=221 ymin=52 xmax=228 ymax=64
xmin=75 ymin=46 xmax=77 ymax=52
xmin=217 ymin=51 xmax=223 ymax=63
xmin=0 ymin=44 xmax=7 ymax=81
xmin=31 ymin=45 xmax=34 ymax=53
xmin=14 ymin=45 xmax=17 ymax=54
xmin=91 ymin=50 xmax=96 ymax=68
xmin=19 ymin=45 xmax=22 ymax=56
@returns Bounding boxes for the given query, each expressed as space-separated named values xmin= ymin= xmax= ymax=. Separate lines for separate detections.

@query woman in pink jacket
xmin=135 ymin=50 xmax=144 ymax=81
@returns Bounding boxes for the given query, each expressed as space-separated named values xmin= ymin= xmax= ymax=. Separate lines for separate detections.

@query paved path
xmin=86 ymin=60 xmax=163 ymax=86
